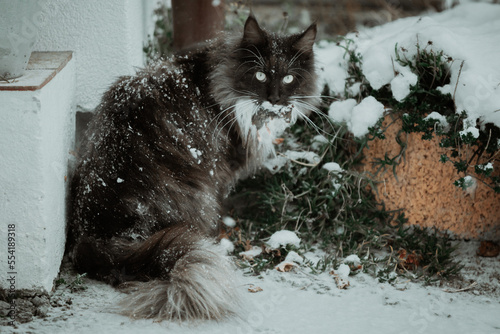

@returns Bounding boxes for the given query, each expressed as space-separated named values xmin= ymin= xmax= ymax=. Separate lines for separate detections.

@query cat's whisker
xmin=214 ymin=115 xmax=238 ymax=150
xmin=292 ymin=100 xmax=335 ymax=138
xmin=206 ymin=93 xmax=255 ymax=129
xmin=293 ymin=99 xmax=330 ymax=121
xmin=241 ymin=65 xmax=263 ymax=77
xmin=228 ymin=88 xmax=259 ymax=99
xmin=225 ymin=118 xmax=239 ymax=143
xmin=293 ymin=107 xmax=329 ymax=137
xmin=291 ymin=95 xmax=338 ymax=100
xmin=291 ymin=95 xmax=339 ymax=108
xmin=212 ymin=98 xmax=256 ymax=148
xmin=235 ymin=47 xmax=266 ymax=69
xmin=288 ymin=45 xmax=310 ymax=69
xmin=213 ymin=109 xmax=235 ymax=134
xmin=235 ymin=60 xmax=263 ymax=74
xmin=207 ymin=104 xmax=236 ymax=134
xmin=288 ymin=69 xmax=307 ymax=81
xmin=289 ymin=67 xmax=315 ymax=80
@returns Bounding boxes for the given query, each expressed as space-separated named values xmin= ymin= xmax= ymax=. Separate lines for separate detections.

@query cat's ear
xmin=292 ymin=23 xmax=317 ymax=51
xmin=242 ymin=15 xmax=266 ymax=45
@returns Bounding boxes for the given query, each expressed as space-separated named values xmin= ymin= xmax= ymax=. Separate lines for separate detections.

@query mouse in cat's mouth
xmin=251 ymin=103 xmax=294 ymax=129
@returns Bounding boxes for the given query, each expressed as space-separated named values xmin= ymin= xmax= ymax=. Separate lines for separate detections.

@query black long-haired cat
xmin=68 ymin=15 xmax=318 ymax=321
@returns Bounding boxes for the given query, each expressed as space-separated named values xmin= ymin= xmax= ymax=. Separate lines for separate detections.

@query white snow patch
xmin=116 ymin=178 xmax=124 ymax=183
xmin=222 ymin=216 xmax=236 ymax=228
xmin=302 ymin=251 xmax=324 ymax=266
xmin=425 ymin=112 xmax=449 ymax=130
xmin=267 ymin=230 xmax=301 ymax=249
xmin=263 ymin=150 xmax=321 ymax=172
xmin=344 ymin=254 xmax=361 ymax=264
xmin=315 ymin=41 xmax=349 ymax=95
xmin=219 ymin=238 xmax=234 ymax=254
xmin=323 ymin=162 xmax=344 ymax=193
xmin=463 ymin=175 xmax=476 ymax=189
xmin=335 ymin=263 xmax=351 ymax=278
xmin=311 ymin=134 xmax=329 ymax=150
xmin=350 ymin=96 xmax=386 ymax=137
xmin=286 ymin=151 xmax=321 ymax=164
xmin=239 ymin=246 xmax=262 ymax=260
xmin=347 ymin=82 xmax=362 ymax=96
xmin=322 ymin=162 xmax=343 ymax=173
xmin=284 ymin=251 xmax=304 ymax=265
xmin=460 ymin=126 xmax=480 ymax=139
xmin=189 ymin=147 xmax=202 ymax=159
xmin=329 ymin=96 xmax=385 ymax=138
xmin=328 ymin=98 xmax=357 ymax=124
xmin=312 ymin=134 xmax=329 ymax=144
xmin=477 ymin=162 xmax=494 ymax=172
xmin=390 ymin=69 xmax=418 ymax=102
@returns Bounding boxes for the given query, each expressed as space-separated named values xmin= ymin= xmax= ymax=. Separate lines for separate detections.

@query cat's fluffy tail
xmin=116 ymin=227 xmax=241 ymax=321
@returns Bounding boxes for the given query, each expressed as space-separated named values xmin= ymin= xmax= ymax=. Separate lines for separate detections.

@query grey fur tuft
xmin=118 ymin=240 xmax=242 ymax=321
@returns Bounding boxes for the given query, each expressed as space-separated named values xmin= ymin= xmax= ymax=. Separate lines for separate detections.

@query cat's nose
xmin=268 ymin=93 xmax=280 ymax=105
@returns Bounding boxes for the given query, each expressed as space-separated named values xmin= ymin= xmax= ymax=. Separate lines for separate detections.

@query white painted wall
xmin=0 ymin=0 xmax=156 ymax=293
xmin=0 ymin=57 xmax=76 ymax=292
xmin=34 ymin=0 xmax=153 ymax=112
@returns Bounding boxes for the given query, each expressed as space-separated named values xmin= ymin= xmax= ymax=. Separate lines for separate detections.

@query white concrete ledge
xmin=34 ymin=0 xmax=151 ymax=112
xmin=0 ymin=51 xmax=75 ymax=293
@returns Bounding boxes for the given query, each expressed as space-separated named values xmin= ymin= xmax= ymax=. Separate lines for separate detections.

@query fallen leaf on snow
xmin=248 ymin=285 xmax=263 ymax=293
xmin=330 ymin=271 xmax=350 ymax=289
xmin=330 ymin=264 xmax=351 ymax=289
xmin=276 ymin=261 xmax=296 ymax=272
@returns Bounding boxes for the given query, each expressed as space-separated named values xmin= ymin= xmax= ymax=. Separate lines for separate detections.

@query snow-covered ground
xmin=9 ymin=241 xmax=500 ymax=334
xmin=5 ymin=3 xmax=500 ymax=334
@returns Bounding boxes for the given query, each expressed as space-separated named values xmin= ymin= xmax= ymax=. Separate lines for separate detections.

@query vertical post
xmin=172 ymin=0 xmax=225 ymax=51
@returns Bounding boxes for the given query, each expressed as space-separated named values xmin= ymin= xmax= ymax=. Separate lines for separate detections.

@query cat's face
xmin=225 ymin=16 xmax=319 ymax=156
xmin=233 ymin=16 xmax=317 ymax=109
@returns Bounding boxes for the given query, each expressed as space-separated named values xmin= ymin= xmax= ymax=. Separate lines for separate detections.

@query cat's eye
xmin=255 ymin=71 xmax=267 ymax=82
xmin=283 ymin=75 xmax=294 ymax=84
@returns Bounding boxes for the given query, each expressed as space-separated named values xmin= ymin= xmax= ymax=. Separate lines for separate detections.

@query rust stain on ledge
xmin=0 ymin=51 xmax=73 ymax=91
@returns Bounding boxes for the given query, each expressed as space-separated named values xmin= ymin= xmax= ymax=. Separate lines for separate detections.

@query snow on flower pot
xmin=0 ymin=0 xmax=42 ymax=80
xmin=362 ymin=114 xmax=500 ymax=239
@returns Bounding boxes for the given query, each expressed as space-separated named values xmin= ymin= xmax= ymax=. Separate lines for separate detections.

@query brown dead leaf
xmin=243 ymin=240 xmax=253 ymax=252
xmin=248 ymin=285 xmax=263 ymax=293
xmin=273 ymin=138 xmax=284 ymax=145
xmin=398 ymin=248 xmax=422 ymax=271
xmin=329 ymin=270 xmax=350 ymax=289
xmin=477 ymin=240 xmax=500 ymax=257
xmin=276 ymin=261 xmax=296 ymax=272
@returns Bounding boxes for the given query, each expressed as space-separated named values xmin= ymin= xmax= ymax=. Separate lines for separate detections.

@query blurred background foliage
xmin=144 ymin=0 xmax=454 ymax=60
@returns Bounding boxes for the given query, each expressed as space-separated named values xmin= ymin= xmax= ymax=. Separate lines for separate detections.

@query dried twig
xmin=0 ymin=74 xmax=12 ymax=83
xmin=443 ymin=281 xmax=478 ymax=293
xmin=452 ymin=60 xmax=465 ymax=102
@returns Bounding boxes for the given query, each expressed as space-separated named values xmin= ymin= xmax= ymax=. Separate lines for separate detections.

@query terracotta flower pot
xmin=363 ymin=114 xmax=500 ymax=239
xmin=0 ymin=0 xmax=42 ymax=80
